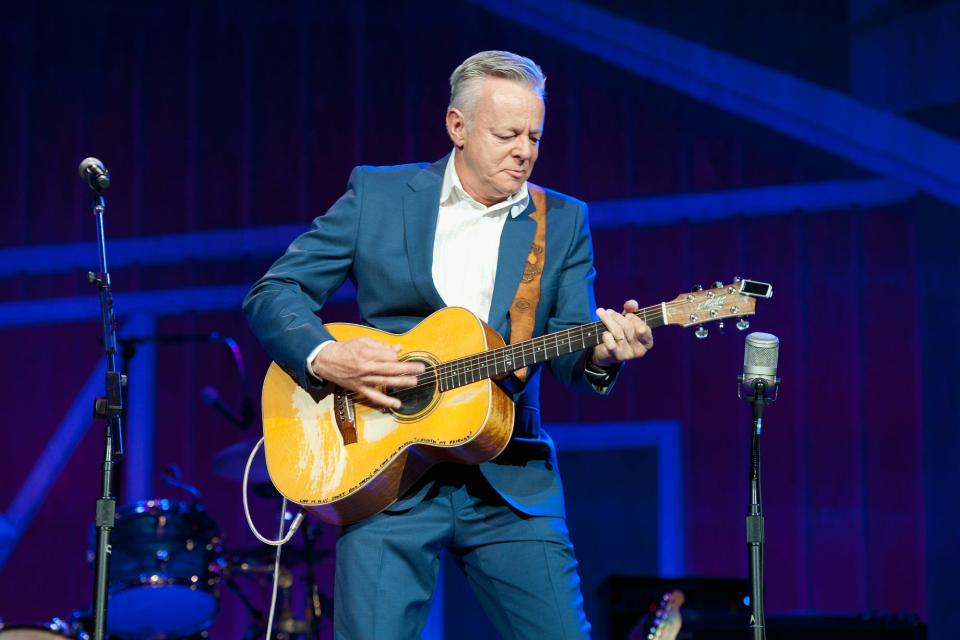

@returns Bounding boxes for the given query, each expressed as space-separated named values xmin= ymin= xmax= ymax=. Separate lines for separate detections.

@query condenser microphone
xmin=740 ymin=332 xmax=780 ymax=397
xmin=78 ymin=157 xmax=112 ymax=192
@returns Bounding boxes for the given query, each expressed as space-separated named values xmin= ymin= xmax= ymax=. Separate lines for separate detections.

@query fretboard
xmin=430 ymin=305 xmax=665 ymax=392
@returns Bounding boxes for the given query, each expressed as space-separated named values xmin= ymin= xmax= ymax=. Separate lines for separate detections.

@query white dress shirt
xmin=431 ymin=152 xmax=529 ymax=322
xmin=306 ymin=153 xmax=528 ymax=375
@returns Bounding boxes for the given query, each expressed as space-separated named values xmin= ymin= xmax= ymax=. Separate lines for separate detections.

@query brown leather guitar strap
xmin=508 ymin=184 xmax=547 ymax=382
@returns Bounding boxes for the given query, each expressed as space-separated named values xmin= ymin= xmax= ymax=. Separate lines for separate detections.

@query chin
xmin=498 ymin=178 xmax=525 ymax=194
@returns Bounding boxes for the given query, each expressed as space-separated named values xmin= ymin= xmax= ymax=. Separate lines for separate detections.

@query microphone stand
xmin=740 ymin=377 xmax=778 ymax=640
xmin=88 ymin=191 xmax=125 ymax=640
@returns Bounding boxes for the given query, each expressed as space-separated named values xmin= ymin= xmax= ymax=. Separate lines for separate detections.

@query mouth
xmin=504 ymin=169 xmax=526 ymax=180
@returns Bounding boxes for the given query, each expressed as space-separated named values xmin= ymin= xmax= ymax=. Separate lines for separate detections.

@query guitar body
xmin=261 ymin=307 xmax=515 ymax=525
xmin=258 ymin=280 xmax=770 ymax=525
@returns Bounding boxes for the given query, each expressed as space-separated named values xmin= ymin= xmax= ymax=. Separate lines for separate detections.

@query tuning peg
xmin=695 ymin=325 xmax=709 ymax=339
xmin=718 ymin=321 xmax=725 ymax=335
xmin=712 ymin=281 xmax=724 ymax=289
xmin=691 ymin=284 xmax=703 ymax=292
xmin=736 ymin=318 xmax=750 ymax=331
xmin=733 ymin=276 xmax=742 ymax=283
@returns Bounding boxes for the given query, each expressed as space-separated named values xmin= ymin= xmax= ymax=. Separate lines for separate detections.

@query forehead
xmin=474 ymin=77 xmax=545 ymax=127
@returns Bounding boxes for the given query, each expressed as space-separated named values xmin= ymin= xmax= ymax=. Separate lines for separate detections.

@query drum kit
xmin=0 ymin=441 xmax=331 ymax=640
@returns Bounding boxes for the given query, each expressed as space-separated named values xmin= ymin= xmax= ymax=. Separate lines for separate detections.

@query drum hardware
xmin=226 ymin=522 xmax=331 ymax=639
xmin=89 ymin=498 xmax=224 ymax=640
xmin=117 ymin=332 xmax=254 ymax=433
xmin=160 ymin=464 xmax=201 ymax=501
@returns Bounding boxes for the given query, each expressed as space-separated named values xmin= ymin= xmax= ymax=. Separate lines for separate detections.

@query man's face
xmin=446 ymin=78 xmax=545 ymax=206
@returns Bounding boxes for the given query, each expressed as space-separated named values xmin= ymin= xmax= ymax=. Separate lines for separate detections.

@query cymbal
xmin=212 ymin=439 xmax=272 ymax=485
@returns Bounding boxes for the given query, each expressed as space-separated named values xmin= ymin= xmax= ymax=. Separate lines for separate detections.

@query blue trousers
xmin=334 ymin=464 xmax=591 ymax=639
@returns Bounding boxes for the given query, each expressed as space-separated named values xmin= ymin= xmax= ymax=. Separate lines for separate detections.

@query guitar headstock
xmin=664 ymin=278 xmax=772 ymax=338
xmin=628 ymin=589 xmax=686 ymax=640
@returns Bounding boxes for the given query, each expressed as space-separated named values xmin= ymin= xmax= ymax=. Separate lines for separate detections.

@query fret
xmin=438 ymin=307 xmax=662 ymax=391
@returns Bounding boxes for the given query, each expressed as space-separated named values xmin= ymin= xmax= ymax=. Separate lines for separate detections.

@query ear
xmin=446 ymin=108 xmax=467 ymax=149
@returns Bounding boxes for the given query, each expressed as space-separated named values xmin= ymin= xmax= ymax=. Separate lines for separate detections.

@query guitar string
xmin=342 ymin=297 xmax=750 ymax=403
xmin=393 ymin=294 xmax=715 ymax=386
xmin=340 ymin=296 xmax=744 ymax=403
xmin=340 ymin=317 xmax=621 ymax=404
xmin=342 ymin=308 xmax=661 ymax=403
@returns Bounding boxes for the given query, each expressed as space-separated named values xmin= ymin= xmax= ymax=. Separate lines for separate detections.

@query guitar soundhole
xmin=388 ymin=359 xmax=436 ymax=417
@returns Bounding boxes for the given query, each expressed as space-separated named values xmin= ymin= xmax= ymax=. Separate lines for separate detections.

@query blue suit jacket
xmin=243 ymin=155 xmax=619 ymax=517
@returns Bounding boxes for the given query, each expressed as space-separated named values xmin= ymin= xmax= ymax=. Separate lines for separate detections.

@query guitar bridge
xmin=334 ymin=387 xmax=358 ymax=445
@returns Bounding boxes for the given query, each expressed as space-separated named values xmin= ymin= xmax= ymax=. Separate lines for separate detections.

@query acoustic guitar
xmin=260 ymin=279 xmax=772 ymax=524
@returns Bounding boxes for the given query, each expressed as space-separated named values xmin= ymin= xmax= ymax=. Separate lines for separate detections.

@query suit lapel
xmin=403 ymin=157 xmax=447 ymax=311
xmin=488 ymin=199 xmax=537 ymax=338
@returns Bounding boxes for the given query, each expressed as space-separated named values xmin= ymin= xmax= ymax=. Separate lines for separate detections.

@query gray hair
xmin=448 ymin=50 xmax=546 ymax=116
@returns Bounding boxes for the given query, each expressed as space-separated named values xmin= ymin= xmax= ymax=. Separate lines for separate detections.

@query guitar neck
xmin=434 ymin=304 xmax=666 ymax=392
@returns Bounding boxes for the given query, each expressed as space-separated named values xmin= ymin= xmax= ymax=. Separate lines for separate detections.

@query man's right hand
xmin=310 ymin=338 xmax=424 ymax=410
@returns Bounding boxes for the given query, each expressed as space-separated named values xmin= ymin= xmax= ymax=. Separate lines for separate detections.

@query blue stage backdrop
xmin=1 ymin=1 xmax=956 ymax=639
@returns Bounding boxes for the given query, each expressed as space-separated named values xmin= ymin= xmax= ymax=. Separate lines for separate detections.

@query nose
xmin=512 ymin=137 xmax=533 ymax=162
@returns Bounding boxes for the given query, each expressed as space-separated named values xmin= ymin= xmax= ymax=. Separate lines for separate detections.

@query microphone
xmin=740 ymin=332 xmax=780 ymax=397
xmin=78 ymin=157 xmax=112 ymax=192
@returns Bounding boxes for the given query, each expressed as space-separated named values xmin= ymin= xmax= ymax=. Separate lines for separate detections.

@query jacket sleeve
xmin=546 ymin=201 xmax=622 ymax=395
xmin=242 ymin=167 xmax=364 ymax=389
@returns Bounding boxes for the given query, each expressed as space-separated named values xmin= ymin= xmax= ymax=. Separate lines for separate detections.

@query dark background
xmin=1 ymin=1 xmax=956 ymax=638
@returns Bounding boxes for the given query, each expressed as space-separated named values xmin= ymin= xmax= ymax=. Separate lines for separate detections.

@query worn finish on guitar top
xmin=261 ymin=307 xmax=515 ymax=525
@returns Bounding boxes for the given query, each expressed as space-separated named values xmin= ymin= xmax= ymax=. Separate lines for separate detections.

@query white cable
xmin=264 ymin=498 xmax=286 ymax=640
xmin=241 ymin=437 xmax=305 ymax=639
xmin=241 ymin=436 xmax=304 ymax=545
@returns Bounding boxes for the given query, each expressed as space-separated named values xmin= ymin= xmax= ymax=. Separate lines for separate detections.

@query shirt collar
xmin=440 ymin=151 xmax=529 ymax=218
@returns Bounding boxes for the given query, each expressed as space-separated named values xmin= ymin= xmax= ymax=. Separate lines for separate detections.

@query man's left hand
xmin=591 ymin=300 xmax=654 ymax=368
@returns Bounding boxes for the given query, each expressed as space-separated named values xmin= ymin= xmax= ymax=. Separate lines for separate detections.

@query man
xmin=243 ymin=50 xmax=653 ymax=639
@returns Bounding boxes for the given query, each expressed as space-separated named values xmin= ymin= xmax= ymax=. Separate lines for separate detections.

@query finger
xmin=363 ymin=374 xmax=421 ymax=389
xmin=600 ymin=327 xmax=620 ymax=354
xmin=638 ymin=327 xmax=654 ymax=350
xmin=609 ymin=314 xmax=649 ymax=359
xmin=596 ymin=308 xmax=624 ymax=341
xmin=627 ymin=317 xmax=653 ymax=349
xmin=622 ymin=299 xmax=639 ymax=313
xmin=365 ymin=342 xmax=405 ymax=361
xmin=358 ymin=385 xmax=401 ymax=410
xmin=622 ymin=317 xmax=651 ymax=345
xmin=357 ymin=354 xmax=425 ymax=376
xmin=599 ymin=307 xmax=630 ymax=343
xmin=381 ymin=360 xmax=426 ymax=376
